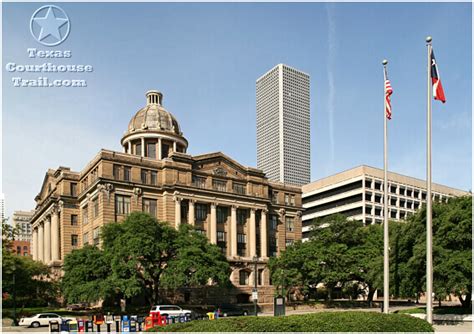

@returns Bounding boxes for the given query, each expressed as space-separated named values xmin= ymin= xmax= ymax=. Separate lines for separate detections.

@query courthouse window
xmin=82 ymin=206 xmax=88 ymax=225
xmin=217 ymin=231 xmax=226 ymax=242
xmin=93 ymin=197 xmax=99 ymax=218
xmin=124 ymin=167 xmax=131 ymax=182
xmin=143 ymin=198 xmax=157 ymax=218
xmin=212 ymin=179 xmax=227 ymax=192
xmin=150 ymin=171 xmax=157 ymax=185
xmin=83 ymin=232 xmax=89 ymax=245
xmin=192 ymin=175 xmax=206 ymax=188
xmin=93 ymin=227 xmax=100 ymax=245
xmin=113 ymin=165 xmax=121 ymax=179
xmin=141 ymin=169 xmax=148 ymax=184
xmin=71 ymin=234 xmax=78 ymax=246
xmin=239 ymin=270 xmax=249 ymax=285
xmin=70 ymin=183 xmax=77 ymax=197
xmin=237 ymin=209 xmax=247 ymax=225
xmin=217 ymin=207 xmax=228 ymax=224
xmin=196 ymin=204 xmax=208 ymax=222
xmin=71 ymin=214 xmax=78 ymax=226
xmin=285 ymin=217 xmax=294 ymax=232
xmin=270 ymin=215 xmax=278 ymax=230
xmin=147 ymin=142 xmax=156 ymax=159
xmin=115 ymin=195 xmax=131 ymax=215
xmin=233 ymin=183 xmax=246 ymax=195
xmin=135 ymin=142 xmax=142 ymax=156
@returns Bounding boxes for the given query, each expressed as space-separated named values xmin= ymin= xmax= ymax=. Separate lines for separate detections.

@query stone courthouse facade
xmin=30 ymin=90 xmax=302 ymax=303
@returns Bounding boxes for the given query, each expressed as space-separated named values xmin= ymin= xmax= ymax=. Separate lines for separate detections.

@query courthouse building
xmin=30 ymin=90 xmax=302 ymax=303
xmin=302 ymin=165 xmax=468 ymax=240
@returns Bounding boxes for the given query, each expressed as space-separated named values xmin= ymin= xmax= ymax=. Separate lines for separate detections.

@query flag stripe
xmin=430 ymin=49 xmax=446 ymax=103
xmin=384 ymin=68 xmax=393 ymax=120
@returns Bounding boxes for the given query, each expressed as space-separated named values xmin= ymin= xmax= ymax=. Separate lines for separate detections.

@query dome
xmin=126 ymin=90 xmax=182 ymax=136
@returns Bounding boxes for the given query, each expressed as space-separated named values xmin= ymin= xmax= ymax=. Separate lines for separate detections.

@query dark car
xmin=216 ymin=304 xmax=248 ymax=317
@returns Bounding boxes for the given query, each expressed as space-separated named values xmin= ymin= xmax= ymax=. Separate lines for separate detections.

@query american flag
xmin=384 ymin=69 xmax=393 ymax=120
xmin=430 ymin=49 xmax=446 ymax=103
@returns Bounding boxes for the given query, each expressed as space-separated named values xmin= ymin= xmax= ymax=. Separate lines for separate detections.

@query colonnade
xmin=31 ymin=205 xmax=61 ymax=264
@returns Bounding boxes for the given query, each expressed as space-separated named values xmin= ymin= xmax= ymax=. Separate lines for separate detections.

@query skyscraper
xmin=256 ymin=64 xmax=310 ymax=186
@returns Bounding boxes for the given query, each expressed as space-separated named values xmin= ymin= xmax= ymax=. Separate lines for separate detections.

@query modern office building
xmin=12 ymin=210 xmax=35 ymax=243
xmin=30 ymin=90 xmax=303 ymax=304
xmin=302 ymin=165 xmax=469 ymax=240
xmin=0 ymin=193 xmax=5 ymax=222
xmin=256 ymin=64 xmax=310 ymax=186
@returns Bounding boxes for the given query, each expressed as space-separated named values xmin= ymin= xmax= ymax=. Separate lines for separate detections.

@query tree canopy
xmin=61 ymin=212 xmax=231 ymax=305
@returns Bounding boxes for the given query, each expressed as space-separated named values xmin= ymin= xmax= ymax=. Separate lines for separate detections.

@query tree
xmin=61 ymin=245 xmax=112 ymax=303
xmin=61 ymin=212 xmax=231 ymax=305
xmin=397 ymin=196 xmax=472 ymax=307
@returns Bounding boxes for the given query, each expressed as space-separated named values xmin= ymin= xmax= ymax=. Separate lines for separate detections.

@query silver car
xmin=19 ymin=313 xmax=64 ymax=328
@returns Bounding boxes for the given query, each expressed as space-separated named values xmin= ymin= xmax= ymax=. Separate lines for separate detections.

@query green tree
xmin=62 ymin=212 xmax=231 ymax=305
xmin=61 ymin=245 xmax=112 ymax=303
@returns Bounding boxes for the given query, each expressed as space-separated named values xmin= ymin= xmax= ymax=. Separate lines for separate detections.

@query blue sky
xmin=2 ymin=2 xmax=472 ymax=217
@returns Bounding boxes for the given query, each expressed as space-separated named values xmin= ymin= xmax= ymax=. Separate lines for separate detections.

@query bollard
xmin=106 ymin=322 xmax=111 ymax=333
xmin=96 ymin=324 xmax=101 ymax=332
xmin=49 ymin=320 xmax=60 ymax=333
xmin=115 ymin=320 xmax=121 ymax=333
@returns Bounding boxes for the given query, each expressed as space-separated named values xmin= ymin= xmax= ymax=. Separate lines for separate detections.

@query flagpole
xmin=426 ymin=35 xmax=433 ymax=325
xmin=382 ymin=59 xmax=389 ymax=314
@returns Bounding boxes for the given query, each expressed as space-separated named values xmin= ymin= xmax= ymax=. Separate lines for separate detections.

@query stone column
xmin=127 ymin=141 xmax=131 ymax=154
xmin=188 ymin=200 xmax=195 ymax=226
xmin=230 ymin=205 xmax=237 ymax=256
xmin=249 ymin=208 xmax=256 ymax=257
xmin=175 ymin=197 xmax=181 ymax=229
xmin=44 ymin=217 xmax=51 ymax=263
xmin=38 ymin=222 xmax=44 ymax=263
xmin=32 ymin=228 xmax=38 ymax=261
xmin=210 ymin=203 xmax=217 ymax=244
xmin=141 ymin=137 xmax=145 ymax=157
xmin=173 ymin=141 xmax=177 ymax=153
xmin=260 ymin=209 xmax=268 ymax=258
xmin=158 ymin=138 xmax=162 ymax=160
xmin=51 ymin=206 xmax=60 ymax=261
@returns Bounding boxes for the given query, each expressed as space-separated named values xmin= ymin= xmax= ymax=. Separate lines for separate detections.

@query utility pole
xmin=253 ymin=255 xmax=258 ymax=316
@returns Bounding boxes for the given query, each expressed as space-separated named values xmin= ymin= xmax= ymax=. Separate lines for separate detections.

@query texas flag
xmin=430 ymin=49 xmax=446 ymax=103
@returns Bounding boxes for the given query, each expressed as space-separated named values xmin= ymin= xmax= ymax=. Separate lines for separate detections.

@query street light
xmin=252 ymin=255 xmax=258 ymax=316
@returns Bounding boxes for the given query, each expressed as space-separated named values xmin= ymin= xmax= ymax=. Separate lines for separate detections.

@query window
xmin=239 ymin=270 xmax=249 ymax=285
xmin=192 ymin=175 xmax=206 ymax=188
xmin=217 ymin=231 xmax=226 ymax=242
xmin=286 ymin=239 xmax=294 ymax=246
xmin=237 ymin=233 xmax=247 ymax=243
xmin=16 ymin=246 xmax=21 ymax=254
xmin=71 ymin=234 xmax=78 ymax=246
xmin=113 ymin=164 xmax=121 ymax=179
xmin=285 ymin=217 xmax=294 ymax=232
xmin=272 ymin=191 xmax=279 ymax=204
xmin=290 ymin=195 xmax=295 ymax=206
xmin=115 ymin=195 xmax=131 ymax=215
xmin=270 ymin=215 xmax=278 ymax=230
xmin=237 ymin=209 xmax=247 ymax=225
xmin=124 ymin=167 xmax=131 ymax=182
xmin=141 ymin=169 xmax=148 ymax=184
xmin=82 ymin=206 xmax=88 ymax=225
xmin=70 ymin=183 xmax=77 ymax=196
xmin=93 ymin=197 xmax=99 ymax=218
xmin=135 ymin=142 xmax=142 ymax=156
xmin=233 ymin=183 xmax=246 ymax=195
xmin=285 ymin=193 xmax=290 ymax=205
xmin=212 ymin=179 xmax=227 ymax=192
xmin=147 ymin=142 xmax=156 ymax=159
xmin=217 ymin=207 xmax=228 ymax=224
xmin=258 ymin=269 xmax=264 ymax=286
xmin=196 ymin=204 xmax=207 ymax=222
xmin=83 ymin=232 xmax=89 ymax=245
xmin=269 ymin=237 xmax=278 ymax=257
xmin=71 ymin=214 xmax=78 ymax=226
xmin=93 ymin=227 xmax=100 ymax=245
xmin=143 ymin=198 xmax=157 ymax=218
xmin=150 ymin=171 xmax=157 ymax=185
xmin=162 ymin=144 xmax=170 ymax=158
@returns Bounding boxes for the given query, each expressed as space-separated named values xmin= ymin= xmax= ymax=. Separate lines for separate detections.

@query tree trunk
xmin=459 ymin=293 xmax=471 ymax=308
xmin=367 ymin=287 xmax=376 ymax=307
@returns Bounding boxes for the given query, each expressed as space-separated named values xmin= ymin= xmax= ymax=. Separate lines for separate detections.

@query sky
xmin=2 ymin=2 xmax=472 ymax=218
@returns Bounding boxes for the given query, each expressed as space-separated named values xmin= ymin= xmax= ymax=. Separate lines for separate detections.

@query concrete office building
xmin=12 ymin=210 xmax=35 ymax=243
xmin=256 ymin=64 xmax=310 ymax=186
xmin=30 ymin=90 xmax=303 ymax=304
xmin=302 ymin=165 xmax=469 ymax=240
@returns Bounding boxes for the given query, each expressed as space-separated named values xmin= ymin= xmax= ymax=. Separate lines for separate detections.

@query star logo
xmin=30 ymin=5 xmax=70 ymax=47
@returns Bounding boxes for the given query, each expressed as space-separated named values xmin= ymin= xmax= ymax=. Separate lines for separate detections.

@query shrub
xmin=147 ymin=311 xmax=433 ymax=332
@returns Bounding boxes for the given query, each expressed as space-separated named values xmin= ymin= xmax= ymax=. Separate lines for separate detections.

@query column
xmin=260 ymin=209 xmax=268 ymax=258
xmin=141 ymin=137 xmax=145 ymax=157
xmin=210 ymin=203 xmax=217 ymax=244
xmin=188 ymin=200 xmax=195 ymax=226
xmin=38 ymin=223 xmax=44 ymax=263
xmin=158 ymin=138 xmax=162 ymax=160
xmin=127 ymin=141 xmax=131 ymax=154
xmin=32 ymin=228 xmax=38 ymax=261
xmin=51 ymin=208 xmax=60 ymax=261
xmin=44 ymin=217 xmax=51 ymax=263
xmin=175 ymin=197 xmax=181 ymax=229
xmin=249 ymin=208 xmax=256 ymax=257
xmin=173 ymin=141 xmax=177 ymax=153
xmin=230 ymin=205 xmax=237 ymax=256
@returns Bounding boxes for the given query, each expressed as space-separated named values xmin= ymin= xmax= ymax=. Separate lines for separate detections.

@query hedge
xmin=147 ymin=311 xmax=434 ymax=332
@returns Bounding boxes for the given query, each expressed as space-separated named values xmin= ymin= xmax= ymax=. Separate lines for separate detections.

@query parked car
xmin=19 ymin=313 xmax=65 ymax=328
xmin=150 ymin=305 xmax=193 ymax=318
xmin=216 ymin=304 xmax=249 ymax=317
xmin=66 ymin=302 xmax=89 ymax=311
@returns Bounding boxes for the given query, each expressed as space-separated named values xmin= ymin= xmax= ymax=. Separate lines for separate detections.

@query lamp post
xmin=252 ymin=255 xmax=258 ymax=316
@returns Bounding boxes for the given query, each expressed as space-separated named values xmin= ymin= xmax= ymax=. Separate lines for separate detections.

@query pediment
xmin=36 ymin=172 xmax=55 ymax=203
xmin=192 ymin=152 xmax=249 ymax=180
